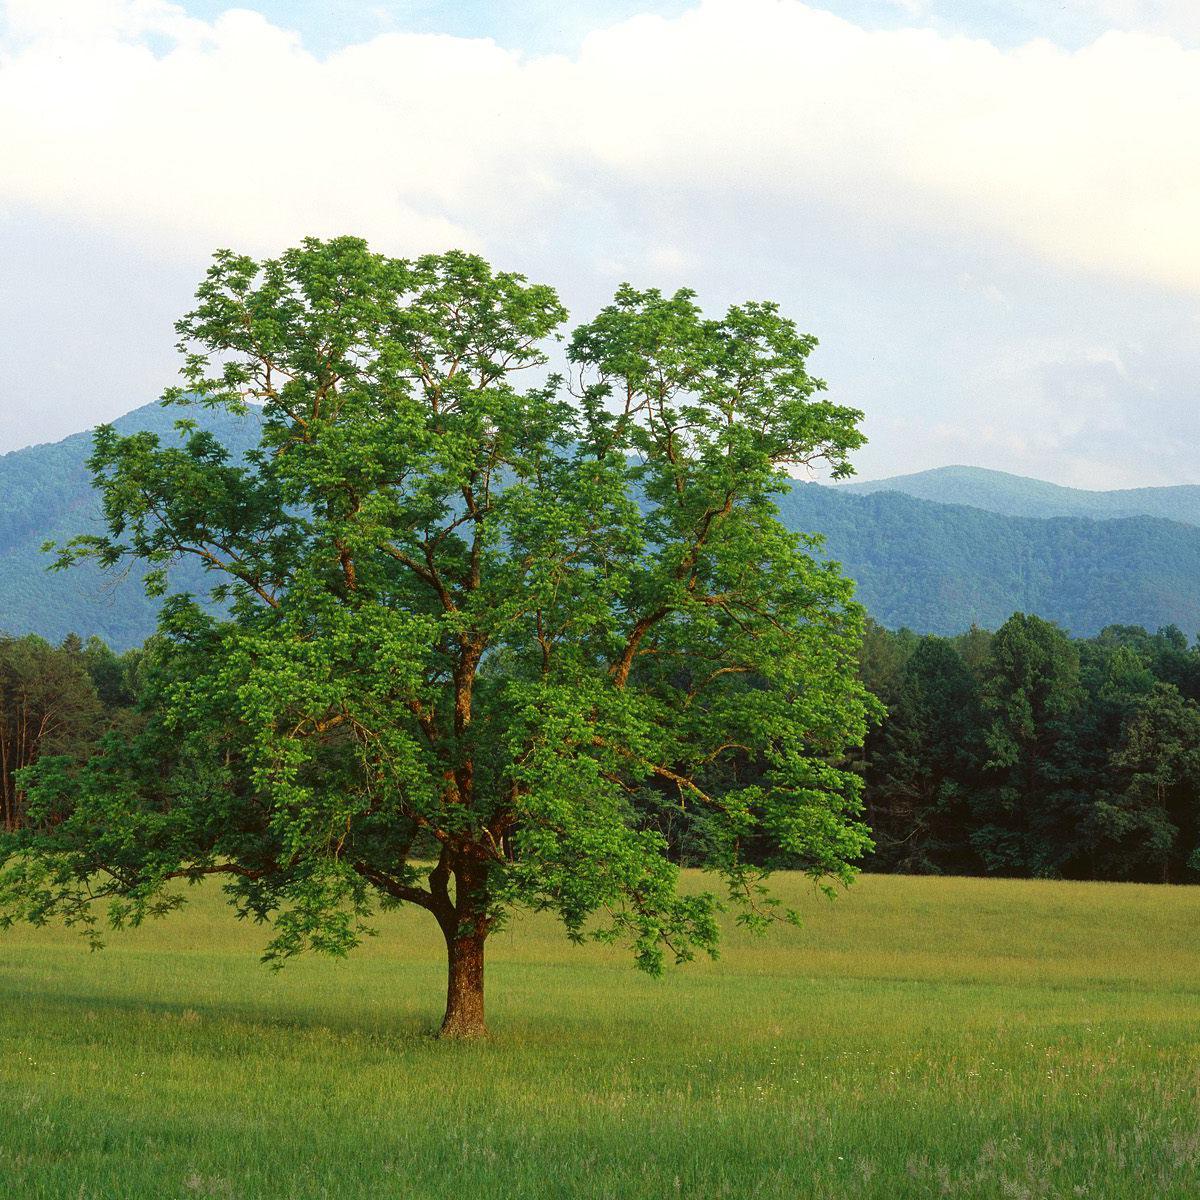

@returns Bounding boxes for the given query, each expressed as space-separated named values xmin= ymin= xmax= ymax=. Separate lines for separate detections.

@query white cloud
xmin=5 ymin=0 xmax=1200 ymax=489
xmin=1063 ymin=0 xmax=1200 ymax=42
xmin=1 ymin=0 xmax=1200 ymax=292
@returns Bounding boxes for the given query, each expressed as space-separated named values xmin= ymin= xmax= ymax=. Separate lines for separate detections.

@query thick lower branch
xmin=351 ymin=861 xmax=440 ymax=914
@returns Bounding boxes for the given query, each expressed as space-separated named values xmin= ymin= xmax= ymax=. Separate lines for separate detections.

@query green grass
xmin=3 ymin=872 xmax=1199 ymax=1198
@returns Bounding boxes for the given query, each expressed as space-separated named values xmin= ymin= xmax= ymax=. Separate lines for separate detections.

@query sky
xmin=1 ymin=1 xmax=1199 ymax=487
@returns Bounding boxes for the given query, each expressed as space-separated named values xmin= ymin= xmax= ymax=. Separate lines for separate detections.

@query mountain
xmin=0 ymin=402 xmax=262 ymax=650
xmin=3 ymin=407 xmax=1200 ymax=645
xmin=780 ymin=484 xmax=1200 ymax=637
xmin=840 ymin=465 xmax=1200 ymax=526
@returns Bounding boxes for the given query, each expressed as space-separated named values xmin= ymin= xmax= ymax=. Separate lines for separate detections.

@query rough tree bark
xmin=433 ymin=855 xmax=490 ymax=1040
xmin=440 ymin=926 xmax=488 ymax=1040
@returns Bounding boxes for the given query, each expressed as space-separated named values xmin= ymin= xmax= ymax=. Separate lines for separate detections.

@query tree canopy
xmin=0 ymin=237 xmax=875 ymax=1038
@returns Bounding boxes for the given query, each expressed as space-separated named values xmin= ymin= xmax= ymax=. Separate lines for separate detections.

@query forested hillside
xmin=0 ymin=403 xmax=261 ymax=648
xmin=841 ymin=464 xmax=1200 ymax=524
xmin=780 ymin=485 xmax=1200 ymax=636
xmin=3 ymin=406 xmax=1200 ymax=644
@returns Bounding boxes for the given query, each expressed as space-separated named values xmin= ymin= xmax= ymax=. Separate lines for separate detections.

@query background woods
xmin=860 ymin=616 xmax=1200 ymax=882
xmin=0 ymin=635 xmax=139 ymax=832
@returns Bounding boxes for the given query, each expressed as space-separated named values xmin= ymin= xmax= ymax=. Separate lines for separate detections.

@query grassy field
xmin=2 ymin=872 xmax=1199 ymax=1199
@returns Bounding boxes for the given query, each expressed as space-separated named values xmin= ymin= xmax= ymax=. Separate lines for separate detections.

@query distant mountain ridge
xmin=781 ymin=485 xmax=1200 ymax=637
xmin=840 ymin=465 xmax=1200 ymax=526
xmin=2 ymin=407 xmax=1200 ymax=646
xmin=0 ymin=402 xmax=262 ymax=649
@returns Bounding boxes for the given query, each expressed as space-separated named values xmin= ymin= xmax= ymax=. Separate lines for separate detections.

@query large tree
xmin=0 ymin=238 xmax=873 ymax=1038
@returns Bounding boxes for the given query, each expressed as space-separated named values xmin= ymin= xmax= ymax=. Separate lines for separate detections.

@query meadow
xmin=2 ymin=872 xmax=1198 ymax=1199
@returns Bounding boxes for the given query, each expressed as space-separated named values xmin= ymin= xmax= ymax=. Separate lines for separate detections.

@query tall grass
xmin=2 ymin=873 xmax=1198 ymax=1198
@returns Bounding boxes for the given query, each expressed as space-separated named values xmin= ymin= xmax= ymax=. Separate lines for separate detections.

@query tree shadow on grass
xmin=0 ymin=975 xmax=446 ymax=1048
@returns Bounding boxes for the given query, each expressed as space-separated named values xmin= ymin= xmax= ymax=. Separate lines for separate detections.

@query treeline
xmin=6 ymin=617 xmax=1200 ymax=884
xmin=0 ymin=633 xmax=144 ymax=831
xmin=859 ymin=615 xmax=1200 ymax=883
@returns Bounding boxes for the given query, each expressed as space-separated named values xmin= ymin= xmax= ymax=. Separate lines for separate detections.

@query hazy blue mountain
xmin=781 ymin=484 xmax=1200 ymax=637
xmin=840 ymin=465 xmax=1200 ymax=526
xmin=3 ymin=405 xmax=1200 ymax=645
xmin=0 ymin=402 xmax=262 ymax=649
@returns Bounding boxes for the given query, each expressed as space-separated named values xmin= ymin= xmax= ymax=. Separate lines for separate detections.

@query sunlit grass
xmin=2 ymin=872 xmax=1199 ymax=1197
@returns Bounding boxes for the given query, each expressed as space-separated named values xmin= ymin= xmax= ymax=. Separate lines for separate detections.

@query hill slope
xmin=781 ymin=484 xmax=1200 ymax=636
xmin=0 ymin=402 xmax=261 ymax=649
xmin=2 ymin=406 xmax=1200 ymax=644
xmin=840 ymin=465 xmax=1200 ymax=525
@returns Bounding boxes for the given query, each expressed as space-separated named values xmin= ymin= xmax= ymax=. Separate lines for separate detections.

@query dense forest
xmin=0 ymin=402 xmax=262 ymax=649
xmin=857 ymin=616 xmax=1200 ymax=882
xmin=779 ymin=485 xmax=1200 ymax=636
xmin=7 ymin=616 xmax=1198 ymax=883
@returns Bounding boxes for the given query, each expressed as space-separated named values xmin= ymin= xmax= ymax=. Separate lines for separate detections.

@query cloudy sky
xmin=2 ymin=0 xmax=1198 ymax=487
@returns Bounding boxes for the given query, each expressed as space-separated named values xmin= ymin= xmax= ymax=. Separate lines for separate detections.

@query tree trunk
xmin=440 ymin=928 xmax=488 ymax=1039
